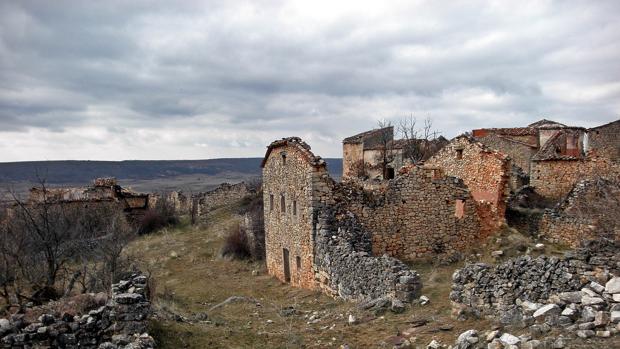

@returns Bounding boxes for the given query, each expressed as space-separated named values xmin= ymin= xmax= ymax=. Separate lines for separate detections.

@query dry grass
xmin=125 ymin=206 xmax=580 ymax=348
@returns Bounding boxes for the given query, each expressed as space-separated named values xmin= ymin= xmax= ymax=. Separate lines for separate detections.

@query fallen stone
xmin=557 ymin=291 xmax=582 ymax=304
xmin=589 ymin=281 xmax=605 ymax=294
xmin=605 ymin=277 xmax=620 ymax=294
xmin=347 ymin=314 xmax=357 ymax=325
xmin=611 ymin=311 xmax=620 ymax=323
xmin=581 ymin=306 xmax=596 ymax=322
xmin=552 ymin=337 xmax=565 ymax=348
xmin=581 ymin=295 xmax=605 ymax=306
xmin=594 ymin=311 xmax=609 ymax=327
xmin=419 ymin=295 xmax=430 ymax=305
xmin=426 ymin=339 xmax=441 ymax=349
xmin=596 ymin=330 xmax=611 ymax=338
xmin=613 ymin=294 xmax=620 ymax=302
xmin=522 ymin=340 xmax=543 ymax=349
xmin=521 ymin=301 xmax=541 ymax=313
xmin=561 ymin=307 xmax=576 ymax=318
xmin=485 ymin=330 xmax=499 ymax=342
xmin=499 ymin=333 xmax=520 ymax=346
xmin=576 ymin=329 xmax=594 ymax=338
xmin=491 ymin=250 xmax=503 ymax=258
xmin=533 ymin=304 xmax=560 ymax=319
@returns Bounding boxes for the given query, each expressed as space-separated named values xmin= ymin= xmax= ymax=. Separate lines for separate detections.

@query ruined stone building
xmin=424 ymin=136 xmax=511 ymax=237
xmin=474 ymin=118 xmax=620 ymax=201
xmin=261 ymin=135 xmax=504 ymax=301
xmin=342 ymin=126 xmax=447 ymax=181
xmin=27 ymin=177 xmax=150 ymax=222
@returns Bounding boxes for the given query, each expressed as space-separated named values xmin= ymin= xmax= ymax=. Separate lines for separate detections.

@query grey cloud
xmin=0 ymin=0 xmax=619 ymax=161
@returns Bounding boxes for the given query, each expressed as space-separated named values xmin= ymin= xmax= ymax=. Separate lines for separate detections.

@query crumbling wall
xmin=530 ymin=156 xmax=620 ymax=201
xmin=342 ymin=142 xmax=364 ymax=179
xmin=425 ymin=136 xmax=511 ymax=238
xmin=337 ymin=167 xmax=481 ymax=261
xmin=451 ymin=240 xmax=619 ymax=322
xmin=539 ymin=178 xmax=620 ymax=247
xmin=313 ymin=207 xmax=421 ymax=302
xmin=194 ymin=182 xmax=252 ymax=216
xmin=0 ymin=273 xmax=154 ymax=348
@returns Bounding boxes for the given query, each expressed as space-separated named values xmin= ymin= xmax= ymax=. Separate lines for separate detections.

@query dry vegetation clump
xmin=138 ymin=195 xmax=180 ymax=235
xmin=220 ymin=224 xmax=252 ymax=260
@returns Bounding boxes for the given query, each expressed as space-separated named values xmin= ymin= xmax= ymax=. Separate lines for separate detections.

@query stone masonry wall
xmin=194 ymin=182 xmax=252 ymax=217
xmin=539 ymin=178 xmax=620 ymax=247
xmin=425 ymin=136 xmax=511 ymax=238
xmin=337 ymin=167 xmax=481 ymax=261
xmin=262 ymin=139 xmax=332 ymax=289
xmin=450 ymin=239 xmax=620 ymax=324
xmin=476 ymin=134 xmax=537 ymax=174
xmin=588 ymin=119 xmax=620 ymax=161
xmin=530 ymin=156 xmax=620 ymax=201
xmin=313 ymin=207 xmax=421 ymax=303
xmin=0 ymin=273 xmax=154 ymax=349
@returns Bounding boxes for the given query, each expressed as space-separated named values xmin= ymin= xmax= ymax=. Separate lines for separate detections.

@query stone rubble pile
xmin=450 ymin=239 xmax=619 ymax=324
xmin=0 ymin=273 xmax=154 ymax=349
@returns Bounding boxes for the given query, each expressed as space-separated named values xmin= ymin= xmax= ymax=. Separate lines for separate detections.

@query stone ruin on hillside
xmin=261 ymin=118 xmax=620 ymax=303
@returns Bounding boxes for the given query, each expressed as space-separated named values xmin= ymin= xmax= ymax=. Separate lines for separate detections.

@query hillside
xmin=0 ymin=158 xmax=343 ymax=195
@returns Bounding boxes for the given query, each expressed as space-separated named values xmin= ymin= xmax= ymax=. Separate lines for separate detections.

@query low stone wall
xmin=0 ymin=273 xmax=154 ymax=349
xmin=313 ymin=207 xmax=421 ymax=303
xmin=195 ymin=182 xmax=252 ymax=217
xmin=450 ymin=240 xmax=620 ymax=324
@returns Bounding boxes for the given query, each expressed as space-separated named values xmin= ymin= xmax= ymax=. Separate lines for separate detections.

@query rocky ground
xmin=126 ymin=203 xmax=619 ymax=348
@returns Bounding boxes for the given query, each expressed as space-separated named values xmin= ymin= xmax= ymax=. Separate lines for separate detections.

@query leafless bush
xmin=221 ymin=224 xmax=251 ymax=260
xmin=138 ymin=194 xmax=179 ymax=234
xmin=0 ymin=179 xmax=138 ymax=305
xmin=398 ymin=115 xmax=445 ymax=165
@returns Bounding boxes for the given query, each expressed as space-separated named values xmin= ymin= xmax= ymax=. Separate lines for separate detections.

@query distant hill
xmin=0 ymin=158 xmax=343 ymax=194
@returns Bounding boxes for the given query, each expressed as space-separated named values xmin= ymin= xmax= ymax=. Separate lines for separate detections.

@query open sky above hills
xmin=1 ymin=0 xmax=619 ymax=162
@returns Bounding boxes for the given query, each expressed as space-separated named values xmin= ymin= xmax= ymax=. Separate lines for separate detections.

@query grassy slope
xmin=127 ymin=203 xmax=495 ymax=349
xmin=126 ymin=203 xmax=618 ymax=348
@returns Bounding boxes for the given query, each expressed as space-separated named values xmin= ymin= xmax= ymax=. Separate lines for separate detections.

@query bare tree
xmin=398 ymin=115 xmax=443 ymax=165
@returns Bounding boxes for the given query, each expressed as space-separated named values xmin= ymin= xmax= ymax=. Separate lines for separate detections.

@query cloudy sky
xmin=0 ymin=0 xmax=619 ymax=162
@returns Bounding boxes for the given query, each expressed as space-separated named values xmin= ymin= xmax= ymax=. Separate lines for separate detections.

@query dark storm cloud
xmin=0 ymin=0 xmax=619 ymax=161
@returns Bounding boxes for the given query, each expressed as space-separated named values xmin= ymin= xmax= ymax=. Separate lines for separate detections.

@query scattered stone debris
xmin=0 ymin=273 xmax=154 ymax=348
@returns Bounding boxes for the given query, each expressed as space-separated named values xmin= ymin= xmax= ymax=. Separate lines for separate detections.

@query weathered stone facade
xmin=262 ymin=137 xmax=332 ymax=290
xmin=476 ymin=133 xmax=537 ymax=174
xmin=0 ymin=273 xmax=154 ymax=348
xmin=425 ymin=136 xmax=510 ymax=237
xmin=193 ymin=182 xmax=252 ymax=217
xmin=336 ymin=167 xmax=482 ymax=261
xmin=530 ymin=155 xmax=620 ymax=201
xmin=26 ymin=178 xmax=150 ymax=223
xmin=587 ymin=119 xmax=620 ymax=161
xmin=539 ymin=177 xmax=620 ymax=247
xmin=262 ymin=137 xmax=426 ymax=302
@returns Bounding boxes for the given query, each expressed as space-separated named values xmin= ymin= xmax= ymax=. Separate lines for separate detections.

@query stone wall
xmin=337 ymin=167 xmax=481 ymax=261
xmin=262 ymin=138 xmax=333 ymax=289
xmin=450 ymin=239 xmax=620 ymax=323
xmin=194 ymin=182 xmax=252 ymax=216
xmin=530 ymin=156 xmax=620 ymax=201
xmin=539 ymin=177 xmax=620 ymax=247
xmin=425 ymin=136 xmax=510 ymax=237
xmin=588 ymin=119 xmax=620 ymax=161
xmin=476 ymin=133 xmax=538 ymax=174
xmin=342 ymin=142 xmax=364 ymax=179
xmin=313 ymin=207 xmax=421 ymax=302
xmin=0 ymin=273 xmax=154 ymax=348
